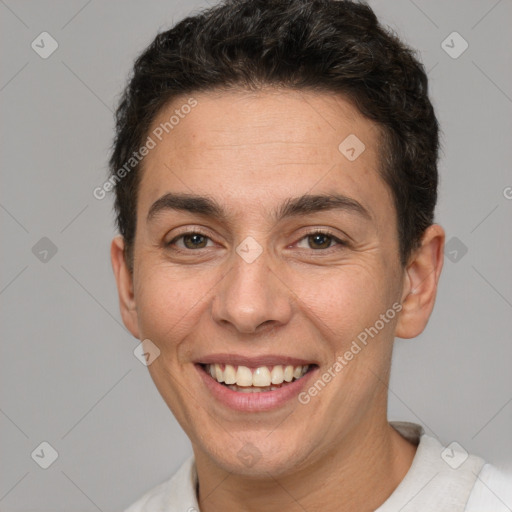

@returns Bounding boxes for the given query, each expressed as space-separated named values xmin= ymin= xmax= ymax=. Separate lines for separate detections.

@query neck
xmin=194 ymin=418 xmax=417 ymax=512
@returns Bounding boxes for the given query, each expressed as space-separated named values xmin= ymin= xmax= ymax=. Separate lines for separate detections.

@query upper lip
xmin=196 ymin=353 xmax=318 ymax=368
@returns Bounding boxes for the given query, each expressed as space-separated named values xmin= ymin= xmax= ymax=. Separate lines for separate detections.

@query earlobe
xmin=395 ymin=224 xmax=445 ymax=339
xmin=110 ymin=235 xmax=140 ymax=339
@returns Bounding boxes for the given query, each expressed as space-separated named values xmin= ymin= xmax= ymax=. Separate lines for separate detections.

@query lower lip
xmin=195 ymin=364 xmax=318 ymax=412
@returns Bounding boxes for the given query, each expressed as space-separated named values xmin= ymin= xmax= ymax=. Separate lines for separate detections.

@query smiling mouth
xmin=200 ymin=363 xmax=317 ymax=393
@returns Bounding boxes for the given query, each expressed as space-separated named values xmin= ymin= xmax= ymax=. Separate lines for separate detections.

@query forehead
xmin=138 ymin=89 xmax=393 ymax=224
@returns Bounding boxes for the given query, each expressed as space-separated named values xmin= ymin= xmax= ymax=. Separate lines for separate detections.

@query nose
xmin=211 ymin=247 xmax=293 ymax=334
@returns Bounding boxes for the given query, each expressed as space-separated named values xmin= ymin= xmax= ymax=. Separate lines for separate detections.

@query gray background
xmin=1 ymin=0 xmax=511 ymax=510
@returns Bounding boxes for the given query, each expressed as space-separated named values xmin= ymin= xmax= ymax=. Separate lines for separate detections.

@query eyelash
xmin=295 ymin=229 xmax=347 ymax=251
xmin=166 ymin=229 xmax=347 ymax=253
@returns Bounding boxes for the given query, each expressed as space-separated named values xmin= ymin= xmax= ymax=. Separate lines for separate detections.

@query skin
xmin=111 ymin=89 xmax=445 ymax=511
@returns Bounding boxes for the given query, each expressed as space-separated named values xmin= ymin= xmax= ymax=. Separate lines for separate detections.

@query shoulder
xmin=124 ymin=456 xmax=198 ymax=512
xmin=465 ymin=463 xmax=512 ymax=511
xmin=379 ymin=422 xmax=509 ymax=511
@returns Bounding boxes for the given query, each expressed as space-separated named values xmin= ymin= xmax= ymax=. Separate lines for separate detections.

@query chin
xmin=197 ymin=431 xmax=314 ymax=478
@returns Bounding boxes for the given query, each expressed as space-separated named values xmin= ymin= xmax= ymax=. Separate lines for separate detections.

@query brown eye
xmin=307 ymin=233 xmax=333 ymax=249
xmin=168 ymin=232 xmax=213 ymax=250
xmin=182 ymin=233 xmax=208 ymax=249
xmin=295 ymin=230 xmax=346 ymax=251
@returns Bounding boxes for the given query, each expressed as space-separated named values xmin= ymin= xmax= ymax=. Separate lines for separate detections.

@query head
xmin=110 ymin=0 xmax=444 ymax=476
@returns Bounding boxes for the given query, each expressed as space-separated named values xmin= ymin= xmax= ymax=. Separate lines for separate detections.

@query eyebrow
xmin=146 ymin=192 xmax=372 ymax=224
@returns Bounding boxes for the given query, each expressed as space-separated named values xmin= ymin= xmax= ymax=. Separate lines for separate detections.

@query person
xmin=109 ymin=0 xmax=511 ymax=510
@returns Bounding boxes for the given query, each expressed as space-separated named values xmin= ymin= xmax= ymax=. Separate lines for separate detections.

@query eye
xmin=167 ymin=231 xmax=214 ymax=250
xmin=166 ymin=229 xmax=347 ymax=253
xmin=295 ymin=230 xmax=346 ymax=251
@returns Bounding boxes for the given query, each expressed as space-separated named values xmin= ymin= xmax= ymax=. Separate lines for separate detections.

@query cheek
xmin=133 ymin=264 xmax=216 ymax=355
xmin=293 ymin=263 xmax=393 ymax=343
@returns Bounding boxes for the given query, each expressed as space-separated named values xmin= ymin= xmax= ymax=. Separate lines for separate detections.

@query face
xmin=112 ymin=89 xmax=438 ymax=477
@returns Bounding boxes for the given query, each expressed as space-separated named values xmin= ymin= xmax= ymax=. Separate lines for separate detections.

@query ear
xmin=111 ymin=235 xmax=140 ymax=339
xmin=395 ymin=224 xmax=445 ymax=339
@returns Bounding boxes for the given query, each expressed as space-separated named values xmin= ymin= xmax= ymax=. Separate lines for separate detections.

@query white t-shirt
xmin=124 ymin=421 xmax=512 ymax=511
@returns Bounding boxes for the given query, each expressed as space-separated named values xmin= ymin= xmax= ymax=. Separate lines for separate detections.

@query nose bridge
xmin=211 ymin=240 xmax=293 ymax=333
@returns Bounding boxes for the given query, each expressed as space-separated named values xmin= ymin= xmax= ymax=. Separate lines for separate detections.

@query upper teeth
xmin=206 ymin=364 xmax=309 ymax=387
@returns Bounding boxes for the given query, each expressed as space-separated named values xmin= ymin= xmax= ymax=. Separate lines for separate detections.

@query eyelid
xmin=166 ymin=226 xmax=217 ymax=248
xmin=292 ymin=228 xmax=348 ymax=251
